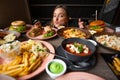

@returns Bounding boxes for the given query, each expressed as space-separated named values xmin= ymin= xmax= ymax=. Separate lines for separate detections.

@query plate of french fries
xmin=0 ymin=39 xmax=55 ymax=80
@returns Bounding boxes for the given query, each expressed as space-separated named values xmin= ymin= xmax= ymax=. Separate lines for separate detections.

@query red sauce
xmin=65 ymin=42 xmax=91 ymax=56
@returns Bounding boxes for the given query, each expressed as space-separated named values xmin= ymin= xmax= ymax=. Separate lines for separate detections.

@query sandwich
xmin=88 ymin=20 xmax=105 ymax=32
xmin=9 ymin=20 xmax=26 ymax=32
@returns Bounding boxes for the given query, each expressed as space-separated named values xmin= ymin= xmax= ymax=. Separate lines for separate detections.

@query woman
xmin=51 ymin=4 xmax=84 ymax=29
xmin=33 ymin=4 xmax=84 ymax=30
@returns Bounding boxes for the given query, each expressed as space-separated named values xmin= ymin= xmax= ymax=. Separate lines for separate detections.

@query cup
xmin=0 ymin=40 xmax=20 ymax=62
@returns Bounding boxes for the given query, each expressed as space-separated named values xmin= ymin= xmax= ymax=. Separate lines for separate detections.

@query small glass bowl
xmin=0 ymin=40 xmax=20 ymax=61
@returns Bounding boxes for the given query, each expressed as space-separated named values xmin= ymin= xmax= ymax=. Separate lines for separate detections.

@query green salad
xmin=43 ymin=31 xmax=54 ymax=38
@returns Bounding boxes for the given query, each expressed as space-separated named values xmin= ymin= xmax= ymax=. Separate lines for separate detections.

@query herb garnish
xmin=74 ymin=42 xmax=83 ymax=53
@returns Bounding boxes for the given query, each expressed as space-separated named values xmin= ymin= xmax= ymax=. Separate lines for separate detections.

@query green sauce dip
xmin=49 ymin=62 xmax=64 ymax=74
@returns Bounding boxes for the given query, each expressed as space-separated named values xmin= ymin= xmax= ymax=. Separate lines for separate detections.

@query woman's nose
xmin=55 ymin=17 xmax=58 ymax=21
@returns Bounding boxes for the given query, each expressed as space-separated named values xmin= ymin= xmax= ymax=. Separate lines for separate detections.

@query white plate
xmin=6 ymin=30 xmax=21 ymax=38
xmin=0 ymin=74 xmax=15 ymax=80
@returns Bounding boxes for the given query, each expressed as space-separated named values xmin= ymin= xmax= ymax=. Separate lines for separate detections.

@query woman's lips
xmin=54 ymin=21 xmax=59 ymax=24
xmin=54 ymin=21 xmax=64 ymax=27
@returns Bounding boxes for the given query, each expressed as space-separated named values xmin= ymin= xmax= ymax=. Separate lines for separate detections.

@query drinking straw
xmin=95 ymin=10 xmax=97 ymax=21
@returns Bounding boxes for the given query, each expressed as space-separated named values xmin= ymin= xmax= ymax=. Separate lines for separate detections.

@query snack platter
xmin=0 ymin=40 xmax=55 ymax=80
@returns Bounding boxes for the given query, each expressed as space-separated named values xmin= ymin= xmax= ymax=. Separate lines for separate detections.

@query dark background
xmin=0 ymin=0 xmax=120 ymax=28
xmin=28 ymin=0 xmax=104 ymax=21
xmin=0 ymin=0 xmax=31 ymax=28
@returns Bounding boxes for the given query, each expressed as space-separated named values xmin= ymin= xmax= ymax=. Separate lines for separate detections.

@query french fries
xmin=2 ymin=67 xmax=24 ymax=77
xmin=18 ymin=66 xmax=30 ymax=77
xmin=0 ymin=51 xmax=43 ymax=77
xmin=0 ymin=65 xmax=3 ymax=70
xmin=23 ymin=52 xmax=29 ymax=67
xmin=0 ymin=40 xmax=48 ymax=78
xmin=112 ymin=57 xmax=120 ymax=72
xmin=7 ymin=64 xmax=24 ymax=70
xmin=32 ymin=60 xmax=42 ymax=72
xmin=114 ymin=57 xmax=120 ymax=66
xmin=29 ymin=57 xmax=41 ymax=72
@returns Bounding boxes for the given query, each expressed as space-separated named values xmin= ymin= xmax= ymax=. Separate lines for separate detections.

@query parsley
xmin=74 ymin=42 xmax=83 ymax=53
xmin=78 ymin=45 xmax=83 ymax=53
xmin=37 ymin=46 xmax=44 ymax=52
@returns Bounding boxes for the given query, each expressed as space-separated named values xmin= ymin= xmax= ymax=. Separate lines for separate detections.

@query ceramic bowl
xmin=87 ymin=39 xmax=97 ymax=46
xmin=61 ymin=38 xmax=96 ymax=62
xmin=45 ymin=59 xmax=67 ymax=79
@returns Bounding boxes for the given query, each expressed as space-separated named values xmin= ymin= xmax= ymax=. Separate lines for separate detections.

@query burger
xmin=9 ymin=20 xmax=26 ymax=32
xmin=88 ymin=20 xmax=105 ymax=33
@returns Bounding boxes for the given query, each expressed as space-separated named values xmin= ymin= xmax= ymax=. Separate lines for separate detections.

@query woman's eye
xmin=60 ymin=15 xmax=64 ymax=17
xmin=53 ymin=15 xmax=56 ymax=17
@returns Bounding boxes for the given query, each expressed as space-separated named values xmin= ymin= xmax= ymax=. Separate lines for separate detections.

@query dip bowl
xmin=61 ymin=38 xmax=96 ymax=62
xmin=45 ymin=59 xmax=67 ymax=79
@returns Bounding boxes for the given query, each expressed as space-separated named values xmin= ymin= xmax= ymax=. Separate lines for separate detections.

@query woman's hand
xmin=78 ymin=18 xmax=84 ymax=29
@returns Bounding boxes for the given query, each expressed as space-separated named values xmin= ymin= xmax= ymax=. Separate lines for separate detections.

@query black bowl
xmin=61 ymin=38 xmax=96 ymax=62
xmin=92 ymin=32 xmax=120 ymax=53
xmin=57 ymin=27 xmax=91 ymax=39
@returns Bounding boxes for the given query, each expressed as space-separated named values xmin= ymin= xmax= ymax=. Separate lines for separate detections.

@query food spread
xmin=0 ymin=40 xmax=48 ymax=77
xmin=0 ymin=18 xmax=117 ymax=80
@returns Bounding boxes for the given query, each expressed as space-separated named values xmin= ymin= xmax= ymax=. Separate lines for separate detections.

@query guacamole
xmin=49 ymin=62 xmax=64 ymax=74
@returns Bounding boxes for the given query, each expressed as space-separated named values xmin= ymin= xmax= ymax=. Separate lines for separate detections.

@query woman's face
xmin=53 ymin=8 xmax=68 ymax=27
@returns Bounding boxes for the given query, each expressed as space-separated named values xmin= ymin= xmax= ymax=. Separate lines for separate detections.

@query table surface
xmin=19 ymin=34 xmax=118 ymax=80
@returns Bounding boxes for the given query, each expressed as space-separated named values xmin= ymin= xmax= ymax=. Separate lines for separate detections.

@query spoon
xmin=47 ymin=50 xmax=90 ymax=69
